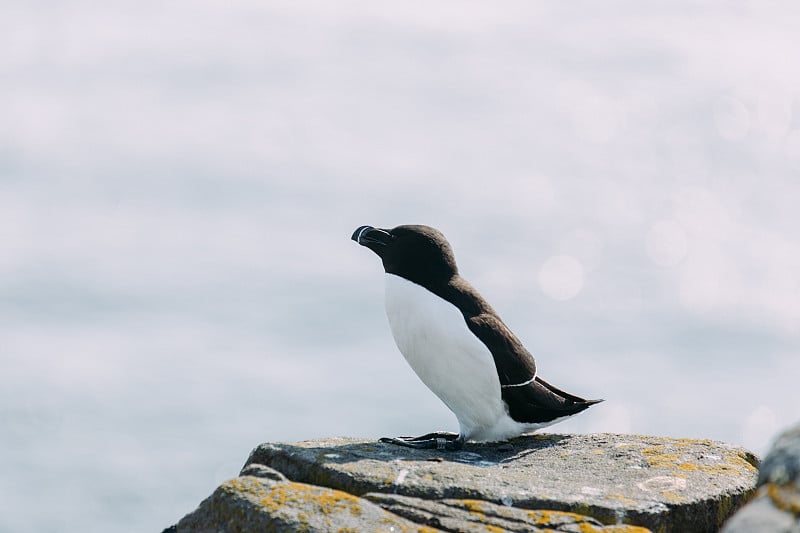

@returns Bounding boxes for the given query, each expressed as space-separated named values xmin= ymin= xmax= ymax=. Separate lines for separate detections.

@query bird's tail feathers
xmin=534 ymin=376 xmax=603 ymax=406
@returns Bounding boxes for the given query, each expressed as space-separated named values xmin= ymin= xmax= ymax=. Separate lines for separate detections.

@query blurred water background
xmin=2 ymin=1 xmax=800 ymax=531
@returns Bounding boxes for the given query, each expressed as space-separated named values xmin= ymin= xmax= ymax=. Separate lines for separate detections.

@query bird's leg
xmin=379 ymin=432 xmax=464 ymax=451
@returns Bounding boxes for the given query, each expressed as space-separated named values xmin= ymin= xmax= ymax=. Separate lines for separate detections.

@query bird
xmin=351 ymin=224 xmax=602 ymax=451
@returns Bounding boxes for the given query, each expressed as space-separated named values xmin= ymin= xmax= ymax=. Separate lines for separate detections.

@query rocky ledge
xmin=721 ymin=423 xmax=800 ymax=533
xmin=168 ymin=433 xmax=759 ymax=533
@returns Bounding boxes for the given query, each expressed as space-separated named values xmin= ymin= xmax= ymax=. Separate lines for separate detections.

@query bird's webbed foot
xmin=379 ymin=431 xmax=464 ymax=451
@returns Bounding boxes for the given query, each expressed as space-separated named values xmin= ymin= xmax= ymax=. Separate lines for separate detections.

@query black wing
xmin=443 ymin=277 xmax=602 ymax=424
xmin=464 ymin=312 xmax=602 ymax=424
xmin=464 ymin=313 xmax=537 ymax=386
xmin=502 ymin=376 xmax=603 ymax=424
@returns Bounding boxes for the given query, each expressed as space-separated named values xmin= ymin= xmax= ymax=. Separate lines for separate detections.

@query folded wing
xmin=463 ymin=311 xmax=602 ymax=424
xmin=502 ymin=376 xmax=603 ymax=424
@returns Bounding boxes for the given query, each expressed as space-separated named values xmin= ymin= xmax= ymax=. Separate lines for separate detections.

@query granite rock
xmin=365 ymin=492 xmax=652 ymax=532
xmin=243 ymin=433 xmax=758 ymax=532
xmin=721 ymin=423 xmax=800 ymax=533
xmin=172 ymin=465 xmax=436 ymax=533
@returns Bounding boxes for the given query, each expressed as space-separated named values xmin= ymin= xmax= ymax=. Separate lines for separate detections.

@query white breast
xmin=383 ymin=273 xmax=513 ymax=439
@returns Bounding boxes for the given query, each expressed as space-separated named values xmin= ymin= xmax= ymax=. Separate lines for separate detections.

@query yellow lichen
xmin=526 ymin=508 xmax=650 ymax=532
xmin=768 ymin=483 xmax=800 ymax=515
xmin=723 ymin=451 xmax=758 ymax=473
xmin=591 ymin=526 xmax=652 ymax=533
xmin=661 ymin=491 xmax=686 ymax=503
xmin=715 ymin=493 xmax=735 ymax=527
xmin=215 ymin=476 xmax=446 ymax=533
xmin=606 ymin=494 xmax=637 ymax=505
xmin=641 ymin=447 xmax=679 ymax=468
xmin=577 ymin=525 xmax=611 ymax=533
xmin=575 ymin=523 xmax=653 ymax=533
xmin=677 ymin=437 xmax=713 ymax=446
xmin=526 ymin=509 xmax=556 ymax=524
xmin=253 ymin=480 xmax=365 ymax=518
xmin=640 ymin=444 xmax=756 ymax=475
xmin=526 ymin=509 xmax=590 ymax=524
xmin=460 ymin=499 xmax=486 ymax=518
xmin=414 ymin=526 xmax=441 ymax=533
xmin=697 ymin=463 xmax=742 ymax=475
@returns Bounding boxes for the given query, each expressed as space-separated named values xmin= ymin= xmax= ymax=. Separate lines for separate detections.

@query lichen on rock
xmin=365 ymin=493 xmax=652 ymax=532
xmin=172 ymin=467 xmax=435 ymax=533
xmin=721 ymin=423 xmax=800 ymax=533
xmin=165 ymin=433 xmax=759 ymax=533
xmin=241 ymin=433 xmax=756 ymax=532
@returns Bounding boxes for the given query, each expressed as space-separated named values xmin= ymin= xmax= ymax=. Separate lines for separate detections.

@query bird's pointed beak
xmin=352 ymin=225 xmax=394 ymax=246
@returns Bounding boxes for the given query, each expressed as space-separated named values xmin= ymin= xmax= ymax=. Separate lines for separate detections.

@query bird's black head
xmin=351 ymin=224 xmax=458 ymax=287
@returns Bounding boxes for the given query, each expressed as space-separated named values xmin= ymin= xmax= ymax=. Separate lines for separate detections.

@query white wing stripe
xmin=500 ymin=375 xmax=536 ymax=388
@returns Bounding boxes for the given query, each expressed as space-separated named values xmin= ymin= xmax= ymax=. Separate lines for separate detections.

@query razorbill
xmin=352 ymin=224 xmax=602 ymax=451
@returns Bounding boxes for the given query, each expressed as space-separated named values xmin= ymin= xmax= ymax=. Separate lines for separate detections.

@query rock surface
xmin=721 ymin=423 xmax=800 ymax=533
xmin=173 ymin=464 xmax=435 ymax=533
xmin=364 ymin=493 xmax=652 ymax=532
xmin=167 ymin=433 xmax=759 ymax=533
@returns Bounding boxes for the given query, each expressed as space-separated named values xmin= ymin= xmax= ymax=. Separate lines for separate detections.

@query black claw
xmin=408 ymin=431 xmax=460 ymax=441
xmin=379 ymin=432 xmax=465 ymax=451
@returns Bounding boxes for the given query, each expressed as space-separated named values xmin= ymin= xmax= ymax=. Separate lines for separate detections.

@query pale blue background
xmin=2 ymin=2 xmax=799 ymax=532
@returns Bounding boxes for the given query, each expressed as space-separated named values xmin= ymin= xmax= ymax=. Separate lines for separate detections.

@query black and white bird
xmin=352 ymin=224 xmax=602 ymax=451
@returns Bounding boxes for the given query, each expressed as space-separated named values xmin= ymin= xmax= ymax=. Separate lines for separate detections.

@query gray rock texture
xmin=242 ymin=433 xmax=757 ymax=532
xmin=721 ymin=423 xmax=800 ymax=533
xmin=173 ymin=464 xmax=435 ymax=533
xmin=165 ymin=433 xmax=758 ymax=532
xmin=364 ymin=492 xmax=652 ymax=532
